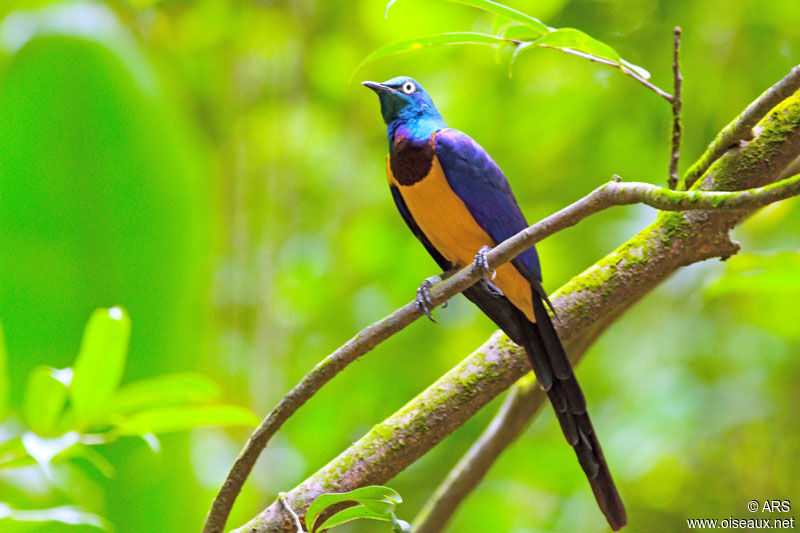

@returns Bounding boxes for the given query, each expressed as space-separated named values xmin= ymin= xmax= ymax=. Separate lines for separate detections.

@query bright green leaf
xmin=535 ymin=27 xmax=621 ymax=63
xmin=359 ymin=497 xmax=397 ymax=514
xmin=106 ymin=372 xmax=222 ymax=416
xmin=445 ymin=0 xmax=550 ymax=34
xmin=0 ymin=323 xmax=8 ymax=424
xmin=384 ymin=0 xmax=550 ymax=35
xmin=315 ymin=506 xmax=391 ymax=532
xmin=306 ymin=486 xmax=402 ymax=531
xmin=503 ymin=23 xmax=547 ymax=42
xmin=24 ymin=366 xmax=69 ymax=436
xmin=353 ymin=32 xmax=508 ymax=78
xmin=508 ymin=41 xmax=532 ymax=77
xmin=504 ymin=26 xmax=650 ymax=80
xmin=70 ymin=307 xmax=131 ymax=424
xmin=490 ymin=14 xmax=512 ymax=36
xmin=115 ymin=404 xmax=259 ymax=435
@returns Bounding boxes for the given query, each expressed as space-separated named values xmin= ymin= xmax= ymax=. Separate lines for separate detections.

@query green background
xmin=0 ymin=0 xmax=798 ymax=531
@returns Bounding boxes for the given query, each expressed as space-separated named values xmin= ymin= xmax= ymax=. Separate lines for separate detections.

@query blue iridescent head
xmin=362 ymin=76 xmax=446 ymax=140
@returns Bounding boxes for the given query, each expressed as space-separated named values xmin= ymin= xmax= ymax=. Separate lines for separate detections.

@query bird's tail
xmin=462 ymin=280 xmax=626 ymax=530
xmin=525 ymin=286 xmax=627 ymax=531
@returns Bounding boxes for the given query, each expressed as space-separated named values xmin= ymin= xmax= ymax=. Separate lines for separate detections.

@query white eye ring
xmin=401 ymin=81 xmax=416 ymax=94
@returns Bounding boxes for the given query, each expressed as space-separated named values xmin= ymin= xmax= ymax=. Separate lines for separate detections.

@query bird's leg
xmin=472 ymin=246 xmax=496 ymax=281
xmin=415 ymin=278 xmax=437 ymax=323
xmin=415 ymin=268 xmax=458 ymax=322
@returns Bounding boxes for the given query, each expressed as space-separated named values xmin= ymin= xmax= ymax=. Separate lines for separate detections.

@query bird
xmin=363 ymin=76 xmax=626 ymax=530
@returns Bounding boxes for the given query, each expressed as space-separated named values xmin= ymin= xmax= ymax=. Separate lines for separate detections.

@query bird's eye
xmin=401 ymin=82 xmax=416 ymax=94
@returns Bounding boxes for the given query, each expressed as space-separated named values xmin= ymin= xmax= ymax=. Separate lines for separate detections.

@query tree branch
xmin=229 ymin=87 xmax=800 ymax=533
xmin=681 ymin=63 xmax=800 ymax=190
xmin=205 ymin=173 xmax=800 ymax=533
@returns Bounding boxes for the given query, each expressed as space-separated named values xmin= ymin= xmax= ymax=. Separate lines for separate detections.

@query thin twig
xmin=279 ymin=493 xmax=304 ymax=532
xmin=203 ymin=170 xmax=800 ymax=532
xmin=682 ymin=64 xmax=800 ymax=189
xmin=668 ymin=27 xmax=683 ymax=189
xmin=548 ymin=46 xmax=673 ymax=102
xmin=619 ymin=64 xmax=673 ymax=102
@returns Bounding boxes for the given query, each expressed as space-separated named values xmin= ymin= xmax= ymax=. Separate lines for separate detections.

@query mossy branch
xmin=681 ymin=64 xmax=800 ymax=190
xmin=227 ymin=84 xmax=800 ymax=532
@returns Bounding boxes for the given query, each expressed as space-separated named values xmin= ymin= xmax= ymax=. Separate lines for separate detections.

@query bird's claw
xmin=416 ymin=279 xmax=437 ymax=322
xmin=472 ymin=246 xmax=496 ymax=280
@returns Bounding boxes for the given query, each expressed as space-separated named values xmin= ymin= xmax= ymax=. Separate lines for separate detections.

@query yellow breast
xmin=387 ymin=154 xmax=535 ymax=322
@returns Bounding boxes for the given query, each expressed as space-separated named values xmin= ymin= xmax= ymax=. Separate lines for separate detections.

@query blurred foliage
xmin=0 ymin=0 xmax=798 ymax=532
xmin=0 ymin=307 xmax=257 ymax=531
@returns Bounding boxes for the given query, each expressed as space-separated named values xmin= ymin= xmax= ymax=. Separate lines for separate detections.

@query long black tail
xmin=463 ymin=280 xmax=626 ymax=530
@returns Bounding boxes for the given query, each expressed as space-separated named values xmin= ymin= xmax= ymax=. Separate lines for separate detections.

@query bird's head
xmin=362 ymin=76 xmax=443 ymax=127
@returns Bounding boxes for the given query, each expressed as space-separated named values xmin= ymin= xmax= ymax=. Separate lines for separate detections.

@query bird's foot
xmin=415 ymin=269 xmax=459 ymax=322
xmin=415 ymin=278 xmax=437 ymax=323
xmin=472 ymin=246 xmax=496 ymax=281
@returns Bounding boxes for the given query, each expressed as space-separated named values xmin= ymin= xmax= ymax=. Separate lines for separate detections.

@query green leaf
xmin=535 ymin=27 xmax=620 ymax=63
xmin=384 ymin=0 xmax=550 ymax=34
xmin=106 ymin=372 xmax=222 ymax=416
xmin=115 ymin=404 xmax=259 ymax=435
xmin=353 ymin=32 xmax=508 ymax=77
xmin=503 ymin=26 xmax=651 ymax=81
xmin=0 ymin=323 xmax=8 ymax=424
xmin=446 ymin=0 xmax=550 ymax=34
xmin=490 ymin=14 xmax=511 ymax=36
xmin=70 ymin=307 xmax=131 ymax=424
xmin=24 ymin=366 xmax=69 ymax=436
xmin=359 ymin=497 xmax=396 ymax=514
xmin=315 ymin=506 xmax=392 ymax=532
xmin=502 ymin=23 xmax=547 ymax=42
xmin=306 ymin=486 xmax=402 ymax=531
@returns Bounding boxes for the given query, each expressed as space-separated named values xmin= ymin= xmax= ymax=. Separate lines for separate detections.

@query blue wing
xmin=433 ymin=128 xmax=542 ymax=282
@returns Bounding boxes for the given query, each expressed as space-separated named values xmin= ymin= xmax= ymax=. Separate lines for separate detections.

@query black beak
xmin=361 ymin=81 xmax=394 ymax=94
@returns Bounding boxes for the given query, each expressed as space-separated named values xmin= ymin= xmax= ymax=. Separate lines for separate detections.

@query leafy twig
xmin=668 ymin=27 xmax=683 ymax=189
